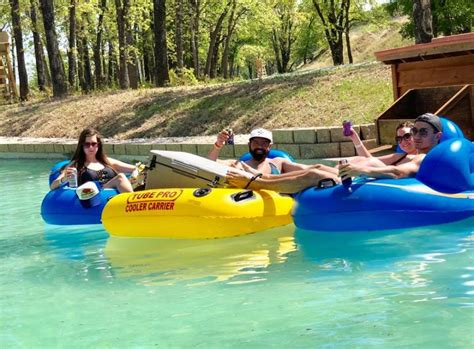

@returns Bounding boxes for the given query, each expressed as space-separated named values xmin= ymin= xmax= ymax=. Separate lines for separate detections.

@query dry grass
xmin=0 ymin=19 xmax=408 ymax=139
xmin=0 ymin=63 xmax=393 ymax=139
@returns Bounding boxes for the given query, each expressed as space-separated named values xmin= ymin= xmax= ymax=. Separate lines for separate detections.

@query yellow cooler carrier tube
xmin=101 ymin=188 xmax=294 ymax=239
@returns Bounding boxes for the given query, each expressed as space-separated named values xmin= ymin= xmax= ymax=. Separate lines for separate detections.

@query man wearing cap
xmin=208 ymin=128 xmax=309 ymax=175
xmin=227 ymin=114 xmax=443 ymax=193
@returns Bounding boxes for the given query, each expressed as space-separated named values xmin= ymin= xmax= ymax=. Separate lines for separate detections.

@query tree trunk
xmin=143 ymin=48 xmax=151 ymax=82
xmin=210 ymin=32 xmax=221 ymax=78
xmin=10 ymin=0 xmax=29 ymax=100
xmin=153 ymin=0 xmax=170 ymax=86
xmin=67 ymin=0 xmax=76 ymax=89
xmin=345 ymin=29 xmax=352 ymax=64
xmin=39 ymin=0 xmax=68 ymax=97
xmin=115 ymin=0 xmax=129 ymax=89
xmin=280 ymin=14 xmax=293 ymax=72
xmin=343 ymin=0 xmax=352 ymax=64
xmin=76 ymin=28 xmax=86 ymax=91
xmin=175 ymin=0 xmax=184 ymax=70
xmin=77 ymin=14 xmax=93 ymax=92
xmin=126 ymin=27 xmax=139 ymax=89
xmin=221 ymin=0 xmax=239 ymax=79
xmin=82 ymin=32 xmax=93 ymax=91
xmin=271 ymin=29 xmax=283 ymax=73
xmin=205 ymin=2 xmax=230 ymax=78
xmin=29 ymin=0 xmax=49 ymax=91
xmin=94 ymin=0 xmax=107 ymax=89
xmin=413 ymin=0 xmax=433 ymax=43
xmin=107 ymin=40 xmax=117 ymax=86
xmin=189 ymin=0 xmax=200 ymax=77
xmin=312 ymin=0 xmax=346 ymax=66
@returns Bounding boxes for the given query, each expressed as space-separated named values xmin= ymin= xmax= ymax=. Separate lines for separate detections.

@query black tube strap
xmin=244 ymin=173 xmax=263 ymax=189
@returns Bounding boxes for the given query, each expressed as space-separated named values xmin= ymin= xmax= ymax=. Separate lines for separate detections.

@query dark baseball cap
xmin=414 ymin=113 xmax=442 ymax=132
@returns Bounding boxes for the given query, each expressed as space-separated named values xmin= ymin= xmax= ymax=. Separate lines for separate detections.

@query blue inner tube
xmin=239 ymin=149 xmax=294 ymax=162
xmin=42 ymin=160 xmax=119 ymax=225
xmin=293 ymin=117 xmax=474 ymax=232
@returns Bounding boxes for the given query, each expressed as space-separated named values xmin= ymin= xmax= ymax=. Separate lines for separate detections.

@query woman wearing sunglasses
xmin=50 ymin=128 xmax=136 ymax=192
xmin=346 ymin=121 xmax=417 ymax=168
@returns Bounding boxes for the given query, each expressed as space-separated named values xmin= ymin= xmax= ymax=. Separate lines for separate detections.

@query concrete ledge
xmin=103 ymin=144 xmax=114 ymax=154
xmin=217 ymin=145 xmax=235 ymax=158
xmin=315 ymin=128 xmax=331 ymax=143
xmin=196 ymin=144 xmax=213 ymax=157
xmin=165 ymin=144 xmax=182 ymax=151
xmin=138 ymin=144 xmax=153 ymax=156
xmin=1 ymin=123 xmax=384 ymax=160
xmin=300 ymin=143 xmax=340 ymax=159
xmin=360 ymin=124 xmax=377 ymax=140
xmin=293 ymin=128 xmax=316 ymax=144
xmin=340 ymin=142 xmax=356 ymax=157
xmin=179 ymin=144 xmax=196 ymax=155
xmin=275 ymin=144 xmax=300 ymax=158
xmin=329 ymin=125 xmax=361 ymax=143
xmin=150 ymin=144 xmax=167 ymax=151
xmin=363 ymin=139 xmax=379 ymax=150
xmin=113 ymin=144 xmax=126 ymax=155
xmin=24 ymin=144 xmax=35 ymax=153
xmin=234 ymin=144 xmax=249 ymax=158
xmin=273 ymin=129 xmax=294 ymax=143
xmin=125 ymin=144 xmax=140 ymax=155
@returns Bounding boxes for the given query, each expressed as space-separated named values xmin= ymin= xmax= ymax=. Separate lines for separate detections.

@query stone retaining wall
xmin=0 ymin=123 xmax=379 ymax=160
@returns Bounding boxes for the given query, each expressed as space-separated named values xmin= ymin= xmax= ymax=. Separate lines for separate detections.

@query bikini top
xmin=269 ymin=162 xmax=281 ymax=175
xmin=80 ymin=165 xmax=117 ymax=185
xmin=390 ymin=153 xmax=408 ymax=166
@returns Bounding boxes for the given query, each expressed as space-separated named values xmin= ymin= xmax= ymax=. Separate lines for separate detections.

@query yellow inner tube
xmin=101 ymin=188 xmax=294 ymax=239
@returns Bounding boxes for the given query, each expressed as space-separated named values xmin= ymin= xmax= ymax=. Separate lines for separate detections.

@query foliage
xmin=385 ymin=0 xmax=473 ymax=37
xmin=168 ymin=67 xmax=199 ymax=86
xmin=5 ymin=0 xmax=471 ymax=98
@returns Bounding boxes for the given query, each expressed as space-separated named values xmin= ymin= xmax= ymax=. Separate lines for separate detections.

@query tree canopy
xmin=2 ymin=0 xmax=472 ymax=99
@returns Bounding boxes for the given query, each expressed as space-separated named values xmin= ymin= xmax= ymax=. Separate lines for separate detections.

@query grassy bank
xmin=0 ymin=62 xmax=393 ymax=139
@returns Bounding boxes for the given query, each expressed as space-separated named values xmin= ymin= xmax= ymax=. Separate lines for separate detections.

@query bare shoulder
xmin=412 ymin=154 xmax=426 ymax=164
xmin=268 ymin=158 xmax=285 ymax=165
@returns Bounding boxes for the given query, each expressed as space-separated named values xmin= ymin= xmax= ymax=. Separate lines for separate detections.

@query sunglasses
xmin=410 ymin=127 xmax=432 ymax=138
xmin=83 ymin=142 xmax=99 ymax=148
xmin=395 ymin=133 xmax=412 ymax=144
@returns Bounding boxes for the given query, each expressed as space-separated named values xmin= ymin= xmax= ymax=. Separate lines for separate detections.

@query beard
xmin=249 ymin=146 xmax=269 ymax=162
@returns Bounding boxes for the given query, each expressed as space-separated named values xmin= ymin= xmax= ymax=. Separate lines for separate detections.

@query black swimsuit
xmin=79 ymin=166 xmax=117 ymax=185
xmin=391 ymin=153 xmax=408 ymax=166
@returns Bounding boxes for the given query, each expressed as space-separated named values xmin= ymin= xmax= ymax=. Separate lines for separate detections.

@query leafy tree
xmin=386 ymin=0 xmax=473 ymax=38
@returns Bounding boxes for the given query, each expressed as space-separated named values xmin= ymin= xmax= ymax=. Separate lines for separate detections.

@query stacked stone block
xmin=0 ymin=124 xmax=379 ymax=160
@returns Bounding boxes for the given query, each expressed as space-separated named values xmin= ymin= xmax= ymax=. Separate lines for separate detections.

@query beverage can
xmin=226 ymin=128 xmax=234 ymax=145
xmin=343 ymin=120 xmax=353 ymax=137
xmin=338 ymin=159 xmax=352 ymax=188
xmin=68 ymin=168 xmax=78 ymax=188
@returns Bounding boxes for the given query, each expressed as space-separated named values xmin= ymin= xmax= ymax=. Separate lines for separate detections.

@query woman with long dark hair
xmin=50 ymin=128 xmax=136 ymax=192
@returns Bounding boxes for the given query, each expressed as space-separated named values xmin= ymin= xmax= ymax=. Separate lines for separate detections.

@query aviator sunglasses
xmin=83 ymin=142 xmax=99 ymax=148
xmin=410 ymin=127 xmax=432 ymax=138
xmin=395 ymin=133 xmax=412 ymax=144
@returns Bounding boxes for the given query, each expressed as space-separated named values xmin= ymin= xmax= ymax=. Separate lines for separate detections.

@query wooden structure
xmin=375 ymin=33 xmax=474 ymax=141
xmin=0 ymin=31 xmax=17 ymax=101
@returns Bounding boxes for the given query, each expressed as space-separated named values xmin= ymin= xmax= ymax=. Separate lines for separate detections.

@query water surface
xmin=1 ymin=159 xmax=473 ymax=348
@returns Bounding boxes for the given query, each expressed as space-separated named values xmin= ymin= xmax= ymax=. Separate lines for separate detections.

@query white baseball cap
xmin=249 ymin=128 xmax=273 ymax=143
xmin=76 ymin=181 xmax=102 ymax=208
